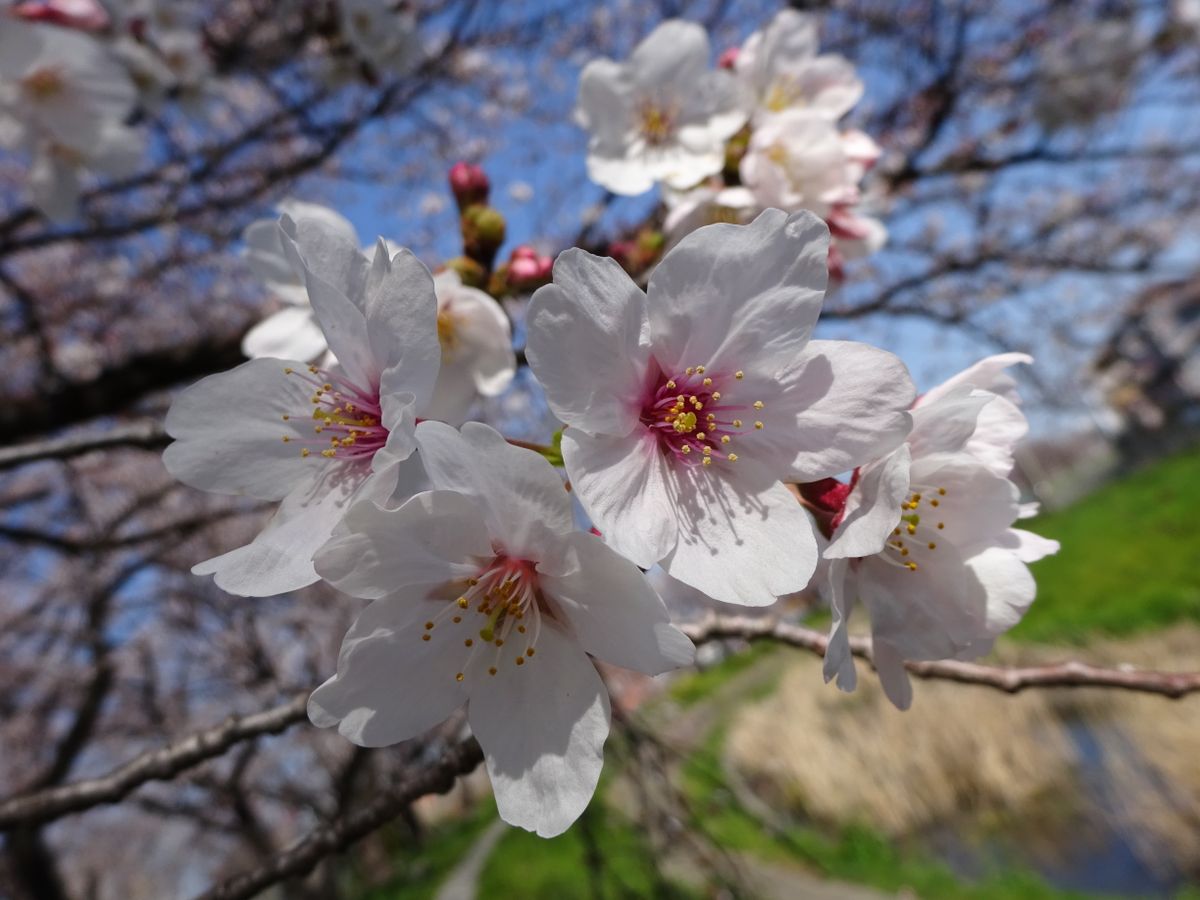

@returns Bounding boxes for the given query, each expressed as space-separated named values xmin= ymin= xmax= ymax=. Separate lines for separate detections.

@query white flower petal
xmin=527 ymin=250 xmax=650 ymax=435
xmin=994 ymin=527 xmax=1060 ymax=564
xmin=314 ymin=490 xmax=494 ymax=601
xmin=755 ymin=339 xmax=915 ymax=482
xmin=920 ymin=353 xmax=1032 ymax=409
xmin=468 ymin=622 xmax=610 ymax=838
xmin=662 ymin=462 xmax=817 ymax=606
xmin=163 ymin=357 xmax=321 ymax=500
xmin=964 ymin=544 xmax=1037 ymax=638
xmin=822 ymin=557 xmax=858 ymax=690
xmin=560 ymin=429 xmax=677 ymax=570
xmin=872 ymin=639 xmax=914 ymax=710
xmin=540 ymin=531 xmax=694 ymax=675
xmin=308 ymin=592 xmax=467 ymax=746
xmin=647 ymin=209 xmax=827 ymax=376
xmin=193 ymin=461 xmax=387 ymax=597
xmin=825 ymin=445 xmax=911 ymax=559
xmin=907 ymin=385 xmax=994 ymax=460
xmin=241 ymin=307 xmax=328 ymax=362
xmin=415 ymin=422 xmax=573 ymax=557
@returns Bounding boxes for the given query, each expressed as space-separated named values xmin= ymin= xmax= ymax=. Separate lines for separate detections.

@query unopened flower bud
xmin=461 ymin=205 xmax=506 ymax=267
xmin=448 ymin=161 xmax=490 ymax=210
xmin=510 ymin=244 xmax=539 ymax=261
xmin=443 ymin=255 xmax=488 ymax=289
xmin=13 ymin=0 xmax=110 ymax=30
xmin=717 ymin=46 xmax=740 ymax=69
xmin=509 ymin=252 xmax=552 ymax=290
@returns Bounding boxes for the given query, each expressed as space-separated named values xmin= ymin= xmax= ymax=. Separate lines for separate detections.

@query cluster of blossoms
xmin=0 ymin=0 xmax=420 ymax=219
xmin=165 ymin=199 xmax=1056 ymax=835
xmin=576 ymin=11 xmax=886 ymax=279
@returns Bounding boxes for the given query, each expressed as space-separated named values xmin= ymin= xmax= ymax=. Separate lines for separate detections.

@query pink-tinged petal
xmin=994 ymin=528 xmax=1060 ymax=564
xmin=192 ymin=460 xmax=387 ymax=597
xmin=468 ymin=622 xmax=610 ymax=838
xmin=540 ymin=532 xmax=694 ymax=675
xmin=822 ymin=557 xmax=858 ymax=690
xmin=919 ymin=353 xmax=1033 ymax=409
xmin=526 ymin=250 xmax=650 ymax=436
xmin=909 ymin=453 xmax=1019 ymax=550
xmin=314 ymin=490 xmax=493 ymax=601
xmin=964 ymin=545 xmax=1037 ymax=637
xmin=308 ymin=594 xmax=468 ymax=745
xmin=163 ymin=357 xmax=323 ymax=501
xmin=366 ymin=242 xmax=442 ymax=419
xmin=561 ymin=429 xmax=677 ymax=570
xmin=279 ymin=217 xmax=376 ymax=390
xmin=825 ymin=445 xmax=911 ymax=560
xmin=662 ymin=462 xmax=816 ymax=607
xmin=907 ymin=385 xmax=994 ymax=460
xmin=965 ymin=393 xmax=1028 ymax=477
xmin=745 ymin=339 xmax=915 ymax=483
xmin=241 ymin=307 xmax=328 ymax=362
xmin=415 ymin=422 xmax=572 ymax=557
xmin=646 ymin=209 xmax=827 ymax=376
xmin=872 ymin=639 xmax=913 ymax=710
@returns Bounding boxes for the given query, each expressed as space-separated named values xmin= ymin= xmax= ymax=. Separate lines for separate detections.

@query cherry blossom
xmin=0 ymin=18 xmax=142 ymax=220
xmin=163 ymin=216 xmax=439 ymax=596
xmin=734 ymin=8 xmax=864 ymax=124
xmin=575 ymin=18 xmax=749 ymax=195
xmin=338 ymin=0 xmax=422 ymax=76
xmin=816 ymin=356 xmax=1059 ymax=708
xmin=526 ymin=209 xmax=914 ymax=606
xmin=241 ymin=200 xmax=360 ymax=361
xmin=310 ymin=422 xmax=694 ymax=837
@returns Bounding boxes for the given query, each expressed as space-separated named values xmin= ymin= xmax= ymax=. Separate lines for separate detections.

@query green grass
xmin=362 ymin=803 xmax=497 ymax=900
xmin=477 ymin=802 xmax=697 ymax=899
xmin=679 ymin=729 xmax=1086 ymax=900
xmin=1013 ymin=450 xmax=1200 ymax=643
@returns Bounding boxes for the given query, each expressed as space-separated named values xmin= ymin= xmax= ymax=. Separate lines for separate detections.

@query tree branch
xmin=191 ymin=736 xmax=484 ymax=900
xmin=0 ymin=421 xmax=168 ymax=471
xmin=0 ymin=695 xmax=309 ymax=831
xmin=680 ymin=615 xmax=1200 ymax=699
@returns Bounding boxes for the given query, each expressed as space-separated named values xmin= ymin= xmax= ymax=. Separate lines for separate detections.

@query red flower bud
xmin=448 ymin=161 xmax=490 ymax=210
xmin=717 ymin=46 xmax=740 ymax=69
xmin=12 ymin=0 xmax=110 ymax=31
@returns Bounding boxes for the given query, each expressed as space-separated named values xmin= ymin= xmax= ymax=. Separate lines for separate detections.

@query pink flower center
xmin=280 ymin=364 xmax=388 ymax=462
xmin=640 ymin=363 xmax=765 ymax=467
xmin=421 ymin=555 xmax=545 ymax=682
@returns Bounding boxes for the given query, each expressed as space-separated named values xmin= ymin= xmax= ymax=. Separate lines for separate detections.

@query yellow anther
xmin=753 ymin=400 xmax=765 ymax=410
xmin=928 ymin=542 xmax=937 ymax=550
xmin=452 ymin=615 xmax=462 ymax=623
xmin=526 ymin=648 xmax=535 ymax=657
xmin=727 ymin=453 xmax=738 ymax=462
xmin=488 ymin=667 xmax=497 ymax=676
xmin=900 ymin=548 xmax=909 ymax=556
xmin=937 ymin=522 xmax=945 ymax=530
xmin=308 ymin=365 xmax=319 ymax=373
xmin=696 ymin=432 xmax=706 ymax=440
xmin=518 ymin=625 xmax=526 ymax=634
xmin=754 ymin=421 xmax=764 ymax=430
xmin=424 ymin=621 xmax=434 ymax=630
xmin=421 ymin=633 xmax=431 ymax=642
xmin=711 ymin=392 xmax=721 ymax=400
xmin=938 ymin=488 xmax=947 ymax=495
xmin=456 ymin=672 xmax=465 ymax=682
xmin=282 ymin=436 xmax=291 ymax=443
xmin=301 ymin=448 xmax=310 ymax=458
xmin=666 ymin=380 xmax=676 ymax=389
xmin=322 ymin=383 xmax=333 ymax=391
xmin=702 ymin=457 xmax=712 ymax=466
xmin=732 ymin=419 xmax=743 ymax=428
xmin=930 ymin=499 xmax=940 ymax=507
xmin=321 ymin=449 xmax=336 ymax=458
xmin=735 ymin=370 xmax=744 ymax=380
xmin=673 ymin=411 xmax=698 ymax=434
xmin=893 ymin=528 xmax=901 ymax=535
xmin=906 ymin=524 xmax=917 ymax=535
xmin=685 ymin=367 xmax=694 ymax=375
xmin=465 ymin=638 xmax=473 ymax=647
xmin=721 ymin=435 xmax=731 ymax=444
xmin=702 ymin=446 xmax=712 ymax=455
xmin=681 ymin=445 xmax=691 ymax=454
xmin=706 ymin=413 xmax=716 ymax=422
xmin=281 ymin=414 xmax=290 ymax=421
xmin=906 ymin=562 xmax=918 ymax=571
xmin=702 ymin=377 xmax=713 ymax=387
xmin=912 ymin=493 xmax=922 ymax=502
xmin=457 ymin=597 xmax=468 ymax=608
xmin=516 ymin=657 xmax=525 ymax=666
xmin=695 ymin=365 xmax=705 ymax=374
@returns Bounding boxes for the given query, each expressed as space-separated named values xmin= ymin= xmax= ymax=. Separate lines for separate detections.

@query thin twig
xmin=0 ymin=421 xmax=168 ymax=471
xmin=680 ymin=614 xmax=1200 ymax=699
